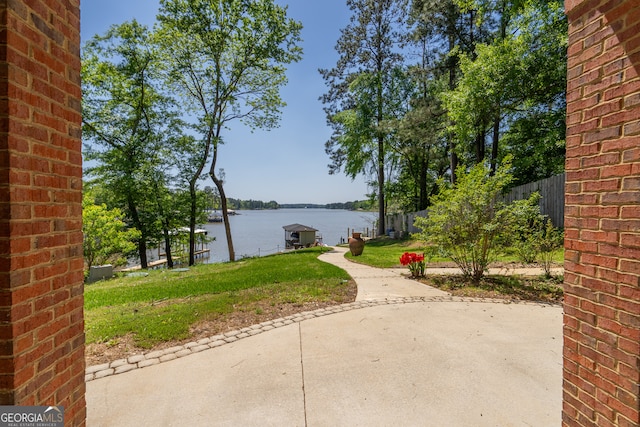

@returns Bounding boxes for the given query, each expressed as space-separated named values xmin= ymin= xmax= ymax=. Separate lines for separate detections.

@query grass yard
xmin=345 ymin=236 xmax=564 ymax=268
xmin=343 ymin=237 xmax=442 ymax=267
xmin=85 ymin=247 xmax=354 ymax=363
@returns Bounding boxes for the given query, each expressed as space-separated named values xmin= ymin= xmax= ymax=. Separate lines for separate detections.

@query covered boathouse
xmin=283 ymin=223 xmax=318 ymax=249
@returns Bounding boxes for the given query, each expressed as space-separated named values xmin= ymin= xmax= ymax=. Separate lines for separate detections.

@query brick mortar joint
xmin=84 ymin=296 xmax=560 ymax=382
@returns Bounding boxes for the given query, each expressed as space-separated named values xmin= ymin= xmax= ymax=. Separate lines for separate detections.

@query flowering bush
xmin=400 ymin=252 xmax=425 ymax=278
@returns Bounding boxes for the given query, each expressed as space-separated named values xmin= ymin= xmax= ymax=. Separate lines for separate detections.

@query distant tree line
xmin=325 ymin=200 xmax=375 ymax=210
xmin=209 ymin=199 xmax=374 ymax=211
xmin=227 ymin=199 xmax=279 ymax=210
xmin=277 ymin=201 xmax=374 ymax=210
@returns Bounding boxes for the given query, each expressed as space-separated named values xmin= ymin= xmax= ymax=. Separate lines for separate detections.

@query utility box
xmin=88 ymin=265 xmax=113 ymax=283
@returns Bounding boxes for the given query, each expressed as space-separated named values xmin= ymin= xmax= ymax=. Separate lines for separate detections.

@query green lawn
xmin=345 ymin=237 xmax=564 ymax=268
xmin=85 ymin=247 xmax=351 ymax=348
xmin=343 ymin=237 xmax=437 ymax=267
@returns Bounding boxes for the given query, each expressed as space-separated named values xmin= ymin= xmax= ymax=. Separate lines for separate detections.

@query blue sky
xmin=80 ymin=1 xmax=372 ymax=204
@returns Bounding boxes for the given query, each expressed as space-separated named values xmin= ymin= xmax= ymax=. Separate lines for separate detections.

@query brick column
xmin=564 ymin=1 xmax=640 ymax=426
xmin=0 ymin=1 xmax=85 ymax=425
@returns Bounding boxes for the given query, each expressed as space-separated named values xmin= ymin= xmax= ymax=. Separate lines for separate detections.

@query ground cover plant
xmin=424 ymin=275 xmax=563 ymax=304
xmin=85 ymin=247 xmax=354 ymax=364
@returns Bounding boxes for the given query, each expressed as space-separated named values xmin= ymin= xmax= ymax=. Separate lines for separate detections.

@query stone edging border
xmin=85 ymin=296 xmax=560 ymax=382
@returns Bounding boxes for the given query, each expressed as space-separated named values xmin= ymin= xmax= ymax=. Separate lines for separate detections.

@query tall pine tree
xmin=321 ymin=0 xmax=408 ymax=235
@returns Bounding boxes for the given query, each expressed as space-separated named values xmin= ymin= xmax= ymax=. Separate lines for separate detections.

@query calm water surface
xmin=203 ymin=208 xmax=377 ymax=263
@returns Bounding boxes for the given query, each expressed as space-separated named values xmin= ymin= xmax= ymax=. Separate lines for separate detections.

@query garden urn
xmin=348 ymin=232 xmax=365 ymax=256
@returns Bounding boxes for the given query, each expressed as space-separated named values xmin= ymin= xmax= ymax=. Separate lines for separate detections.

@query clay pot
xmin=348 ymin=232 xmax=365 ymax=256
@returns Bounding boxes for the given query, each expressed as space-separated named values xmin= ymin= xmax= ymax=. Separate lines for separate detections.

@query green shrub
xmin=536 ymin=220 xmax=564 ymax=277
xmin=83 ymin=193 xmax=140 ymax=270
xmin=503 ymin=193 xmax=563 ymax=274
xmin=414 ymin=163 xmax=506 ymax=281
xmin=507 ymin=193 xmax=543 ymax=264
xmin=414 ymin=160 xmax=540 ymax=282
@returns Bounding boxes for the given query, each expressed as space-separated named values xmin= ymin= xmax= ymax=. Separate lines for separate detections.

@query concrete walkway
xmin=86 ymin=247 xmax=563 ymax=426
xmin=319 ymin=247 xmax=450 ymax=301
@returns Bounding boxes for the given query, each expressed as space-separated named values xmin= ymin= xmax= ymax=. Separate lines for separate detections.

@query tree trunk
xmin=378 ymin=167 xmax=385 ymax=236
xmin=212 ymin=173 xmax=235 ymax=262
xmin=490 ymin=115 xmax=500 ymax=175
xmin=418 ymin=155 xmax=429 ymax=210
xmin=154 ymin=183 xmax=174 ymax=268
xmin=158 ymin=210 xmax=174 ymax=269
xmin=377 ymin=133 xmax=385 ymax=236
xmin=188 ymin=182 xmax=198 ymax=266
xmin=163 ymin=229 xmax=174 ymax=269
xmin=475 ymin=127 xmax=486 ymax=164
xmin=127 ymin=195 xmax=148 ymax=269
xmin=137 ymin=239 xmax=148 ymax=269
xmin=374 ymin=5 xmax=386 ymax=238
xmin=448 ymin=30 xmax=458 ymax=184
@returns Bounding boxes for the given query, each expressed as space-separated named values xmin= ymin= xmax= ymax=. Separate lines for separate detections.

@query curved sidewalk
xmin=318 ymin=246 xmax=451 ymax=301
xmin=86 ymin=247 xmax=563 ymax=426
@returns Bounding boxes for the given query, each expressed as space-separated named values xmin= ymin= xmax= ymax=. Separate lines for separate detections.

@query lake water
xmin=202 ymin=209 xmax=377 ymax=263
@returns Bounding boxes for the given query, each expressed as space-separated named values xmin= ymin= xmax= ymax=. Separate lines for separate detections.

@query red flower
xmin=400 ymin=252 xmax=426 ymax=277
xmin=399 ymin=252 xmax=412 ymax=266
xmin=400 ymin=252 xmax=424 ymax=266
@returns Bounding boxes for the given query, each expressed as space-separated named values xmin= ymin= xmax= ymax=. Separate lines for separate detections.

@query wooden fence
xmin=385 ymin=173 xmax=566 ymax=236
xmin=385 ymin=209 xmax=428 ymax=237
xmin=503 ymin=173 xmax=565 ymax=227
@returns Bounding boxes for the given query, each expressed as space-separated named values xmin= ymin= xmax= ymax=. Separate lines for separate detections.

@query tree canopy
xmin=82 ymin=193 xmax=140 ymax=270
xmin=82 ymin=1 xmax=303 ymax=267
xmin=321 ymin=0 xmax=408 ymax=234
xmin=157 ymin=0 xmax=303 ymax=262
xmin=82 ymin=21 xmax=191 ymax=268
xmin=323 ymin=0 xmax=567 ymax=214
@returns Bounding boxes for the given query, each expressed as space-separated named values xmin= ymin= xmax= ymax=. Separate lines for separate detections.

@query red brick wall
xmin=564 ymin=0 xmax=640 ymax=426
xmin=0 ymin=1 xmax=85 ymax=425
